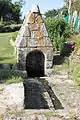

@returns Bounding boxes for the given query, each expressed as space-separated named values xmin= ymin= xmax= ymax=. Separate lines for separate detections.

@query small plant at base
xmin=5 ymin=76 xmax=23 ymax=84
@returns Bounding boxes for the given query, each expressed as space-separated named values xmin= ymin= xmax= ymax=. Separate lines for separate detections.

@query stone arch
xmin=26 ymin=50 xmax=45 ymax=77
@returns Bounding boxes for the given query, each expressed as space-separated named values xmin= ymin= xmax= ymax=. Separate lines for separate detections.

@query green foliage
xmin=0 ymin=24 xmax=21 ymax=33
xmin=0 ymin=69 xmax=26 ymax=84
xmin=44 ymin=17 xmax=73 ymax=51
xmin=0 ymin=0 xmax=25 ymax=23
xmin=0 ymin=0 xmax=12 ymax=22
xmin=5 ymin=76 xmax=23 ymax=84
xmin=11 ymin=0 xmax=24 ymax=23
xmin=64 ymin=0 xmax=80 ymax=14
xmin=74 ymin=66 xmax=80 ymax=86
xmin=62 ymin=6 xmax=68 ymax=17
xmin=53 ymin=32 xmax=64 ymax=51
xmin=0 ymin=70 xmax=24 ymax=80
xmin=44 ymin=9 xmax=58 ymax=18
xmin=44 ymin=6 xmax=68 ymax=18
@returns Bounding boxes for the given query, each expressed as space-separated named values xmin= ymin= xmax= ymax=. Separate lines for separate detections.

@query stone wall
xmin=15 ymin=5 xmax=54 ymax=71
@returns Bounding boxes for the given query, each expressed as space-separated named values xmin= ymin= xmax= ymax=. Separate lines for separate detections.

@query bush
xmin=0 ymin=69 xmax=26 ymax=84
xmin=0 ymin=24 xmax=21 ymax=33
xmin=44 ymin=17 xmax=74 ymax=51
xmin=0 ymin=20 xmax=18 ymax=26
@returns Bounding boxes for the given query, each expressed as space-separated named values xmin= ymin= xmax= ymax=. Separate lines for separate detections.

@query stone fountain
xmin=15 ymin=5 xmax=54 ymax=76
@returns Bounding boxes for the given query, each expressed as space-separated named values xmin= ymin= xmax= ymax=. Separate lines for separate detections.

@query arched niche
xmin=26 ymin=50 xmax=45 ymax=77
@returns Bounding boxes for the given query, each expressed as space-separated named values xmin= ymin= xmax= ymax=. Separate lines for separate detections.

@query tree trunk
xmin=0 ymin=16 xmax=3 ymax=23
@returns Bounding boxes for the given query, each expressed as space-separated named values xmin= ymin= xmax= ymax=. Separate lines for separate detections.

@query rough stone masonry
xmin=15 ymin=5 xmax=54 ymax=75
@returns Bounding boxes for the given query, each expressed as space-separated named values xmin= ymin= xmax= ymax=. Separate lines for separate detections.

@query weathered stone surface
xmin=27 ymin=39 xmax=38 ymax=47
xmin=18 ymin=25 xmax=30 ymax=37
xmin=35 ymin=47 xmax=53 ymax=53
xmin=46 ymin=60 xmax=53 ymax=68
xmin=15 ymin=36 xmax=28 ymax=48
xmin=47 ymin=52 xmax=53 ymax=60
xmin=15 ymin=5 xmax=54 ymax=71
xmin=23 ymin=78 xmax=49 ymax=109
xmin=45 ymin=37 xmax=53 ymax=47
xmin=28 ymin=23 xmax=40 ymax=31
xmin=40 ymin=23 xmax=48 ymax=37
xmin=31 ymin=31 xmax=44 ymax=39
xmin=27 ymin=12 xmax=35 ymax=24
xmin=17 ymin=48 xmax=27 ymax=63
xmin=34 ymin=14 xmax=43 ymax=23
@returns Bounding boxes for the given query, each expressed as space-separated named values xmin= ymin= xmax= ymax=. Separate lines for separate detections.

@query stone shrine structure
xmin=15 ymin=5 xmax=54 ymax=76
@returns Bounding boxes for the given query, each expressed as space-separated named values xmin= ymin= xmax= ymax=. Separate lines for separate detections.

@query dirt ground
xmin=0 ymin=65 xmax=80 ymax=120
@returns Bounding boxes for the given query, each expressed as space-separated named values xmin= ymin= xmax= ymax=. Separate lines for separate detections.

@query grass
xmin=5 ymin=76 xmax=23 ymax=84
xmin=73 ymin=65 xmax=80 ymax=86
xmin=0 ymin=32 xmax=17 ymax=63
xmin=0 ymin=69 xmax=26 ymax=84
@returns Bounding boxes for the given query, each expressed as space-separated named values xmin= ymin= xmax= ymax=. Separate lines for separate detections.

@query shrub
xmin=6 ymin=76 xmax=23 ymax=84
xmin=0 ymin=24 xmax=21 ymax=33
xmin=0 ymin=69 xmax=26 ymax=84
xmin=0 ymin=20 xmax=18 ymax=26
xmin=44 ymin=17 xmax=74 ymax=51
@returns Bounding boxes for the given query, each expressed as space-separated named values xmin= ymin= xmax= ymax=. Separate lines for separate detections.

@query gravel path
xmin=0 ymin=67 xmax=80 ymax=120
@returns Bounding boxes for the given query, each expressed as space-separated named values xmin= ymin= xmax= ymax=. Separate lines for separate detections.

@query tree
xmin=44 ymin=9 xmax=58 ymax=18
xmin=0 ymin=0 xmax=12 ymax=22
xmin=11 ymin=0 xmax=25 ymax=23
xmin=61 ymin=6 xmax=68 ymax=17
xmin=11 ymin=2 xmax=21 ymax=23
xmin=64 ymin=0 xmax=80 ymax=15
xmin=0 ymin=0 xmax=25 ymax=23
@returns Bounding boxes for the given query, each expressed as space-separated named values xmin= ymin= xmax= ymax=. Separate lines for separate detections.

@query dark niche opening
xmin=26 ymin=50 xmax=45 ymax=77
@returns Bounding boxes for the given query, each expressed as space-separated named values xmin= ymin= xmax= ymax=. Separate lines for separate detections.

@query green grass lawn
xmin=0 ymin=32 xmax=17 ymax=63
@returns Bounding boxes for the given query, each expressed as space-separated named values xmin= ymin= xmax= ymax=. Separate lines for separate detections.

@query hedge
xmin=0 ymin=24 xmax=21 ymax=33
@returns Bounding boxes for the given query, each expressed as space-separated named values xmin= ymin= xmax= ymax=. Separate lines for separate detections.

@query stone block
xmin=15 ymin=36 xmax=29 ymax=48
xmin=17 ymin=62 xmax=26 ymax=70
xmin=23 ymin=78 xmax=49 ymax=109
xmin=31 ymin=31 xmax=44 ymax=39
xmin=37 ymin=38 xmax=45 ymax=46
xmin=28 ymin=23 xmax=40 ymax=31
xmin=46 ymin=52 xmax=53 ymax=60
xmin=28 ymin=39 xmax=37 ymax=47
xmin=45 ymin=37 xmax=53 ymax=47
xmin=46 ymin=60 xmax=53 ymax=68
xmin=28 ymin=38 xmax=45 ymax=47
xmin=35 ymin=14 xmax=43 ymax=23
xmin=37 ymin=47 xmax=53 ymax=53
xmin=40 ymin=23 xmax=48 ymax=37
xmin=19 ymin=25 xmax=30 ymax=37
xmin=27 ymin=12 xmax=35 ymax=23
xmin=17 ymin=48 xmax=27 ymax=63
